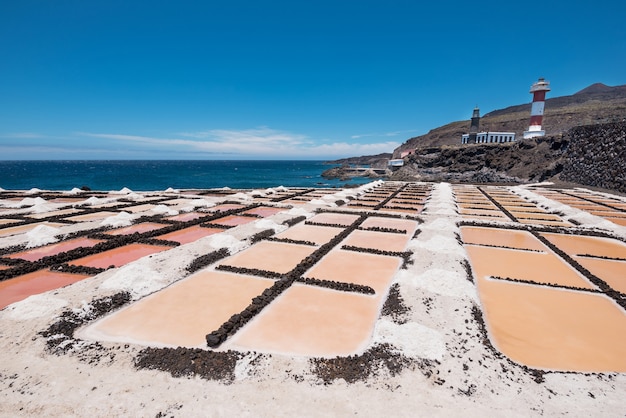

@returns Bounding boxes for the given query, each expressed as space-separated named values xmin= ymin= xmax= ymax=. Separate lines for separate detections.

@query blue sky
xmin=1 ymin=0 xmax=625 ymax=160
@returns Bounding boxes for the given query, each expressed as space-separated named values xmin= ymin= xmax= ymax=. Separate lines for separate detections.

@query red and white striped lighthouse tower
xmin=523 ymin=78 xmax=551 ymax=139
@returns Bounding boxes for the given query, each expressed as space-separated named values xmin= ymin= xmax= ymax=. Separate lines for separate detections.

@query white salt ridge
xmin=285 ymin=207 xmax=312 ymax=218
xmin=26 ymin=188 xmax=43 ymax=194
xmin=101 ymin=212 xmax=134 ymax=228
xmin=100 ymin=263 xmax=169 ymax=299
xmin=25 ymin=224 xmax=61 ymax=248
xmin=513 ymin=186 xmax=626 ymax=239
xmin=64 ymin=188 xmax=84 ymax=195
xmin=254 ymin=218 xmax=287 ymax=234
xmin=151 ymin=205 xmax=178 ymax=216
xmin=407 ymin=235 xmax=464 ymax=255
xmin=231 ymin=192 xmax=253 ymax=202
xmin=234 ymin=354 xmax=259 ymax=381
xmin=309 ymin=199 xmax=336 ymax=207
xmin=373 ymin=319 xmax=445 ymax=360
xmin=71 ymin=300 xmax=95 ymax=320
xmin=111 ymin=187 xmax=134 ymax=195
xmin=421 ymin=218 xmax=459 ymax=232
xmin=404 ymin=268 xmax=478 ymax=301
xmin=207 ymin=234 xmax=247 ymax=254
xmin=426 ymin=207 xmax=458 ymax=216
xmin=164 ymin=187 xmax=180 ymax=193
xmin=126 ymin=192 xmax=145 ymax=201
xmin=77 ymin=196 xmax=117 ymax=206
xmin=30 ymin=201 xmax=60 ymax=214
xmin=4 ymin=294 xmax=68 ymax=320
xmin=6 ymin=197 xmax=47 ymax=208
xmin=249 ymin=190 xmax=266 ymax=197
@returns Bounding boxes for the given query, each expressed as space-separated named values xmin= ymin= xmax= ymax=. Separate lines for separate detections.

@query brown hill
xmin=393 ymin=83 xmax=626 ymax=157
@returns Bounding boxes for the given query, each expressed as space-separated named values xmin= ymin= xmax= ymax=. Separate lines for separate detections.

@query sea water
xmin=0 ymin=160 xmax=371 ymax=191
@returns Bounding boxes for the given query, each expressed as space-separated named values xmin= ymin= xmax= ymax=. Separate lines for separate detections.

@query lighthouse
xmin=523 ymin=78 xmax=550 ymax=139
xmin=468 ymin=106 xmax=480 ymax=143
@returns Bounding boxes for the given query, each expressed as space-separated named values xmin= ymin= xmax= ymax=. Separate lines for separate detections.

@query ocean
xmin=0 ymin=160 xmax=371 ymax=191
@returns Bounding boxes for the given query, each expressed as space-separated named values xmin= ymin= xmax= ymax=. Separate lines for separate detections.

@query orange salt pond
xmin=360 ymin=217 xmax=418 ymax=235
xmin=476 ymin=276 xmax=626 ymax=372
xmin=0 ymin=269 xmax=90 ymax=309
xmin=68 ymin=243 xmax=171 ymax=269
xmin=465 ymin=245 xmax=595 ymax=289
xmin=219 ymin=241 xmax=316 ymax=274
xmin=80 ymin=271 xmax=274 ymax=347
xmin=540 ymin=233 xmax=626 ymax=259
xmin=275 ymin=223 xmax=343 ymax=245
xmin=104 ymin=222 xmax=167 ymax=236
xmin=156 ymin=225 xmax=223 ymax=245
xmin=7 ymin=237 xmax=104 ymax=262
xmin=225 ymin=284 xmax=381 ymax=356
xmin=304 ymin=249 xmax=401 ymax=294
xmin=573 ymin=257 xmax=626 ymax=294
xmin=460 ymin=226 xmax=546 ymax=251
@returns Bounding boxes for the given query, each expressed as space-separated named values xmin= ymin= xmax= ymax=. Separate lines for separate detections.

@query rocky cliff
xmin=388 ymin=121 xmax=625 ymax=194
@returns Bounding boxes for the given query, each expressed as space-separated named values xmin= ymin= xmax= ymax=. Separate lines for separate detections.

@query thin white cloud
xmin=0 ymin=132 xmax=47 ymax=139
xmin=351 ymin=129 xmax=418 ymax=139
xmin=80 ymin=128 xmax=399 ymax=159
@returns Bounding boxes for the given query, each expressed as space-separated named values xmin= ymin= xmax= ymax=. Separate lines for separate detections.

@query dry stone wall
xmin=561 ymin=122 xmax=626 ymax=193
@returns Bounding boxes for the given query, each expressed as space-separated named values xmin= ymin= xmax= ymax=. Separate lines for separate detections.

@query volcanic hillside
xmin=393 ymin=83 xmax=626 ymax=155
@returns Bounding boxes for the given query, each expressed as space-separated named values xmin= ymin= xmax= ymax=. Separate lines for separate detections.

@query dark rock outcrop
xmin=561 ymin=122 xmax=626 ymax=193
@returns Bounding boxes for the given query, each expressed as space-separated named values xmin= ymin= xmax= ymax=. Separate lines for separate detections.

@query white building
xmin=461 ymin=131 xmax=516 ymax=144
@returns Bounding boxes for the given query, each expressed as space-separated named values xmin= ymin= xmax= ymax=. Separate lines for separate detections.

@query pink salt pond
xmin=341 ymin=229 xmax=411 ymax=252
xmin=80 ymin=271 xmax=275 ymax=348
xmin=209 ymin=215 xmax=256 ymax=227
xmin=206 ymin=204 xmax=245 ymax=213
xmin=7 ymin=237 xmax=104 ymax=262
xmin=225 ymin=283 xmax=382 ymax=356
xmin=308 ymin=212 xmax=360 ymax=226
xmin=166 ymin=212 xmax=206 ymax=222
xmin=242 ymin=206 xmax=284 ymax=217
xmin=0 ymin=269 xmax=90 ymax=309
xmin=156 ymin=225 xmax=223 ymax=245
xmin=104 ymin=222 xmax=167 ymax=236
xmin=68 ymin=243 xmax=171 ymax=269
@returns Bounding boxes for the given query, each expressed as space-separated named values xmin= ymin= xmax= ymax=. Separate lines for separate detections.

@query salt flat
xmin=0 ymin=181 xmax=625 ymax=417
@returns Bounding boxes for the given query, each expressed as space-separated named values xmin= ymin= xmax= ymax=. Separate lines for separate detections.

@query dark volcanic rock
xmin=561 ymin=122 xmax=626 ymax=193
